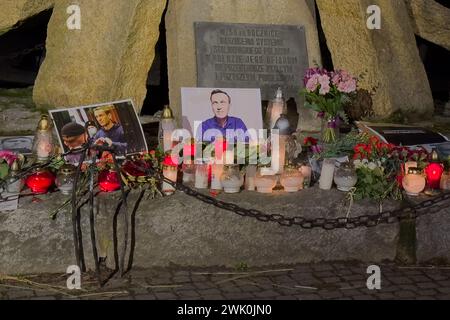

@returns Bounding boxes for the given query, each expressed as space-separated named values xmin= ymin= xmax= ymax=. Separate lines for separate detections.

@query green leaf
xmin=0 ymin=163 xmax=9 ymax=179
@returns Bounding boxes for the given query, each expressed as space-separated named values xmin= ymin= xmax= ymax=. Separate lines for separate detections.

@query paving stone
xmin=417 ymin=282 xmax=440 ymax=289
xmin=353 ymin=295 xmax=377 ymax=300
xmin=253 ymin=290 xmax=279 ymax=298
xmin=275 ymin=295 xmax=297 ymax=300
xmin=220 ymin=286 xmax=243 ymax=294
xmin=135 ymin=294 xmax=157 ymax=300
xmin=318 ymin=291 xmax=344 ymax=299
xmin=390 ymin=277 xmax=413 ymax=285
xmin=155 ymin=292 xmax=178 ymax=300
xmin=296 ymin=294 xmax=321 ymax=300
xmin=322 ymin=277 xmax=341 ymax=284
xmin=198 ymin=288 xmax=222 ymax=296
xmin=201 ymin=294 xmax=226 ymax=300
xmin=437 ymin=287 xmax=450 ymax=294
xmin=177 ymin=290 xmax=201 ymax=298
xmin=2 ymin=262 xmax=450 ymax=300
xmin=223 ymin=292 xmax=255 ymax=300
xmin=394 ymin=291 xmax=417 ymax=299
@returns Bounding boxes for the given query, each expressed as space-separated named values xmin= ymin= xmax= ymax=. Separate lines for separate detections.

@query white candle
xmin=319 ymin=158 xmax=336 ymax=190
xmin=36 ymin=132 xmax=53 ymax=160
xmin=245 ymin=165 xmax=257 ymax=191
xmin=210 ymin=163 xmax=223 ymax=190
xmin=255 ymin=175 xmax=277 ymax=193
xmin=163 ymin=130 xmax=174 ymax=152
xmin=281 ymin=176 xmax=304 ymax=192
xmin=195 ymin=164 xmax=208 ymax=189
xmin=269 ymin=134 xmax=286 ymax=175
xmin=222 ymin=175 xmax=243 ymax=193
xmin=270 ymin=101 xmax=284 ymax=129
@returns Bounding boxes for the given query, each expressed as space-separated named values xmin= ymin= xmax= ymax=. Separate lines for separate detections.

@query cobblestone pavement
xmin=1 ymin=262 xmax=450 ymax=300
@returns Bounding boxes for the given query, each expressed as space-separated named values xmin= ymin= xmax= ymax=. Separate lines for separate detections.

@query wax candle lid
xmin=37 ymin=114 xmax=51 ymax=131
xmin=162 ymin=105 xmax=174 ymax=120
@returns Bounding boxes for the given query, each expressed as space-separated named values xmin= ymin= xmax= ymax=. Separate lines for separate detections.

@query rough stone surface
xmin=316 ymin=0 xmax=434 ymax=118
xmin=405 ymin=0 xmax=450 ymax=51
xmin=0 ymin=0 xmax=54 ymax=34
xmin=416 ymin=200 xmax=450 ymax=264
xmin=0 ymin=187 xmax=401 ymax=275
xmin=0 ymin=88 xmax=41 ymax=135
xmin=33 ymin=0 xmax=166 ymax=112
xmin=165 ymin=0 xmax=322 ymax=131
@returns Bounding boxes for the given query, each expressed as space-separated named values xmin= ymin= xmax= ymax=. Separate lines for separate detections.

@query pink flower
xmin=0 ymin=150 xmax=18 ymax=166
xmin=303 ymin=67 xmax=328 ymax=86
xmin=318 ymin=74 xmax=331 ymax=95
xmin=331 ymin=70 xmax=357 ymax=93
xmin=305 ymin=74 xmax=320 ymax=92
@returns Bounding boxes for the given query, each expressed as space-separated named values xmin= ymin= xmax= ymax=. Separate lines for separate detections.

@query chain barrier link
xmin=146 ymin=167 xmax=450 ymax=230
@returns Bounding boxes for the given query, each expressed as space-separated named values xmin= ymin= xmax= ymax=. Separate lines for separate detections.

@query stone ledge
xmin=0 ymin=187 xmax=406 ymax=275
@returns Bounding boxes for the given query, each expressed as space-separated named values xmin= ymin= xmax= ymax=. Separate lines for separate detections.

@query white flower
xmin=368 ymin=162 xmax=377 ymax=170
xmin=353 ymin=159 xmax=362 ymax=168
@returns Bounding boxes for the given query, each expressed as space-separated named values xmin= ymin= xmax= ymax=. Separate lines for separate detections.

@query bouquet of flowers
xmin=301 ymin=67 xmax=358 ymax=143
xmin=351 ymin=137 xmax=403 ymax=202
xmin=0 ymin=151 xmax=19 ymax=180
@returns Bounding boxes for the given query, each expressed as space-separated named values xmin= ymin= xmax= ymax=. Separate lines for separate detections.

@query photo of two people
xmin=50 ymin=100 xmax=147 ymax=165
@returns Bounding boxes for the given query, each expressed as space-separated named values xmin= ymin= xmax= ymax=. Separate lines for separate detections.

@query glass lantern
xmin=158 ymin=105 xmax=176 ymax=152
xmin=280 ymin=166 xmax=304 ymax=192
xmin=98 ymin=170 xmax=121 ymax=192
xmin=6 ymin=160 xmax=23 ymax=194
xmin=32 ymin=114 xmax=54 ymax=161
xmin=56 ymin=164 xmax=76 ymax=195
xmin=265 ymin=87 xmax=287 ymax=129
xmin=402 ymin=167 xmax=426 ymax=196
xmin=25 ymin=168 xmax=55 ymax=194
xmin=220 ymin=165 xmax=243 ymax=193
xmin=440 ymin=170 xmax=450 ymax=191
xmin=255 ymin=167 xmax=278 ymax=193
xmin=333 ymin=162 xmax=358 ymax=192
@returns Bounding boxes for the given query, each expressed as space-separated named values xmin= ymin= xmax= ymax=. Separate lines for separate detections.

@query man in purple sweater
xmin=196 ymin=89 xmax=248 ymax=143
xmin=93 ymin=106 xmax=127 ymax=155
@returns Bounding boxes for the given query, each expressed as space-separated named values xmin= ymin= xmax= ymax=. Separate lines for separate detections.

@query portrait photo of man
xmin=92 ymin=105 xmax=128 ymax=155
xmin=60 ymin=122 xmax=88 ymax=165
xmin=196 ymin=89 xmax=249 ymax=143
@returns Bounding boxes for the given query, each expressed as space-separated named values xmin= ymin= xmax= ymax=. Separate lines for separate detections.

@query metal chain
xmin=145 ymin=167 xmax=450 ymax=230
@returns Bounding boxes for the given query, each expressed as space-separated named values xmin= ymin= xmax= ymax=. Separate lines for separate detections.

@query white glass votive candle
xmin=255 ymin=168 xmax=278 ymax=193
xmin=195 ymin=163 xmax=208 ymax=189
xmin=319 ymin=158 xmax=336 ymax=190
xmin=221 ymin=165 xmax=243 ymax=193
xmin=210 ymin=163 xmax=223 ymax=190
xmin=281 ymin=167 xmax=304 ymax=192
xmin=245 ymin=165 xmax=257 ymax=191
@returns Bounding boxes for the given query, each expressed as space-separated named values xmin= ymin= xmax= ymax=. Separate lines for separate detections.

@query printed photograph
xmin=0 ymin=136 xmax=34 ymax=154
xmin=181 ymin=87 xmax=263 ymax=144
xmin=49 ymin=99 xmax=147 ymax=164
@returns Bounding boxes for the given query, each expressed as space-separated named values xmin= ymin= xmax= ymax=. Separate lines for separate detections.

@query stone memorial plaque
xmin=195 ymin=22 xmax=309 ymax=100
